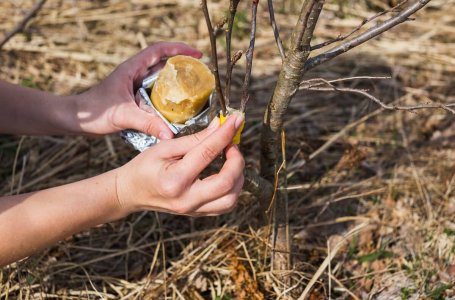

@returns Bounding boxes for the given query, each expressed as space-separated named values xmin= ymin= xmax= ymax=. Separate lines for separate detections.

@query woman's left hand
xmin=75 ymin=42 xmax=202 ymax=139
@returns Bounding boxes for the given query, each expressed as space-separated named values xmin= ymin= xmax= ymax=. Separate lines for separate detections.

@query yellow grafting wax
xmin=219 ymin=109 xmax=245 ymax=145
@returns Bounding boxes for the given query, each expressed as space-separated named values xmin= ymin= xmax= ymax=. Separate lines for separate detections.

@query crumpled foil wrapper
xmin=120 ymin=72 xmax=215 ymax=152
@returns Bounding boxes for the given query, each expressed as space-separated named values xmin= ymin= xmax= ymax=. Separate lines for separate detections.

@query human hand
xmin=75 ymin=42 xmax=202 ymax=138
xmin=115 ymin=115 xmax=245 ymax=216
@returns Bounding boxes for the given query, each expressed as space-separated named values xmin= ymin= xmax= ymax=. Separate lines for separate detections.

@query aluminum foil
xmin=121 ymin=72 xmax=215 ymax=152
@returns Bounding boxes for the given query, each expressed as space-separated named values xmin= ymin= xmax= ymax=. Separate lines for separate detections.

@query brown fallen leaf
xmin=229 ymin=248 xmax=264 ymax=300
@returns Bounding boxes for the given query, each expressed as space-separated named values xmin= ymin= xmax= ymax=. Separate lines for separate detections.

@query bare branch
xmin=0 ymin=0 xmax=47 ymax=49
xmin=225 ymin=51 xmax=243 ymax=109
xmin=300 ymin=1 xmax=324 ymax=50
xmin=305 ymin=0 xmax=431 ymax=71
xmin=310 ymin=0 xmax=409 ymax=51
xmin=224 ymin=0 xmax=241 ymax=107
xmin=240 ymin=0 xmax=259 ymax=112
xmin=305 ymin=84 xmax=455 ymax=114
xmin=291 ymin=0 xmax=316 ymax=51
xmin=301 ymin=76 xmax=391 ymax=88
xmin=267 ymin=0 xmax=285 ymax=59
xmin=201 ymin=0 xmax=227 ymax=115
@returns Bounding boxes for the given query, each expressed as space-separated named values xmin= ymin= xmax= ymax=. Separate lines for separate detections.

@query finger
xmin=149 ymin=60 xmax=167 ymax=74
xmin=122 ymin=105 xmax=174 ymax=139
xmin=177 ymin=115 xmax=243 ymax=179
xmin=187 ymin=143 xmax=244 ymax=203
xmin=157 ymin=117 xmax=220 ymax=158
xmin=193 ymin=176 xmax=243 ymax=215
xmin=132 ymin=42 xmax=202 ymax=79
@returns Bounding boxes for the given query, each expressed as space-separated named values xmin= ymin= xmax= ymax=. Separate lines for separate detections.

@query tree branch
xmin=304 ymin=0 xmax=431 ymax=71
xmin=310 ymin=0 xmax=409 ymax=51
xmin=0 ymin=0 xmax=47 ymax=49
xmin=300 ymin=1 xmax=324 ymax=50
xmin=267 ymin=0 xmax=285 ymax=59
xmin=290 ymin=0 xmax=316 ymax=51
xmin=224 ymin=0 xmax=241 ymax=107
xmin=201 ymin=0 xmax=227 ymax=116
xmin=240 ymin=0 xmax=259 ymax=112
xmin=307 ymin=85 xmax=455 ymax=114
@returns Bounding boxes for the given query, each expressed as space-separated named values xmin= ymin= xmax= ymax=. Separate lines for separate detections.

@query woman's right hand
xmin=115 ymin=115 xmax=245 ymax=217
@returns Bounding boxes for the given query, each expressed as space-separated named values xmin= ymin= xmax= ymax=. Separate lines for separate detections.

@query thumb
xmin=123 ymin=105 xmax=174 ymax=139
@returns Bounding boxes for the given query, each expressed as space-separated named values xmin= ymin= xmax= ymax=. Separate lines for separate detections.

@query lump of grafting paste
xmin=151 ymin=55 xmax=215 ymax=124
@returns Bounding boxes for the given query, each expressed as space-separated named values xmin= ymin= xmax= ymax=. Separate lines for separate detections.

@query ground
xmin=0 ymin=0 xmax=454 ymax=299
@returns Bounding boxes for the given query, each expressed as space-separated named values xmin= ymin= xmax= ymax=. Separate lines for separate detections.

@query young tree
xmin=201 ymin=0 xmax=451 ymax=278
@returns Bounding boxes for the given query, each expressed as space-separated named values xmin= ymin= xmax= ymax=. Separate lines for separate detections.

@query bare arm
xmin=0 ymin=42 xmax=202 ymax=137
xmin=0 ymin=81 xmax=79 ymax=135
xmin=0 ymin=169 xmax=123 ymax=265
xmin=0 ymin=115 xmax=245 ymax=266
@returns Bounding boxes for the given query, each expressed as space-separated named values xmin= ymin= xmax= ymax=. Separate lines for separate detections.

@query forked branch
xmin=260 ymin=0 xmax=324 ymax=181
xmin=305 ymin=0 xmax=431 ymax=71
xmin=201 ymin=0 xmax=227 ymax=115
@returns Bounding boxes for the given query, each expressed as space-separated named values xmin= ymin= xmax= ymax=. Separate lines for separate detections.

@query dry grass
xmin=1 ymin=0 xmax=454 ymax=299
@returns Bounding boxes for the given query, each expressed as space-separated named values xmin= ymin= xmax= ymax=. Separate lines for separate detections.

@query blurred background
xmin=1 ymin=0 xmax=454 ymax=299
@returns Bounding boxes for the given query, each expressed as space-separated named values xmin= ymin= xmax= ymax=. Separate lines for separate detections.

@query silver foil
xmin=121 ymin=72 xmax=214 ymax=152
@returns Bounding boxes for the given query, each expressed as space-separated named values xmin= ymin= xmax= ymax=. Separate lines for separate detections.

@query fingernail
xmin=208 ymin=117 xmax=219 ymax=130
xmin=159 ymin=131 xmax=172 ymax=140
xmin=234 ymin=114 xmax=244 ymax=130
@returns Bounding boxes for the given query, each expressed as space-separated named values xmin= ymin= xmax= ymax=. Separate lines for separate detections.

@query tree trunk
xmin=260 ymin=0 xmax=324 ymax=276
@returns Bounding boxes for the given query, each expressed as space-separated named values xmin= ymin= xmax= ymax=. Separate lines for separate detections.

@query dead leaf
xmin=229 ymin=248 xmax=264 ymax=300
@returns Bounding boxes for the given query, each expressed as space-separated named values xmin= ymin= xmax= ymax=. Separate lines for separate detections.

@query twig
xmin=305 ymin=0 xmax=432 ymax=71
xmin=0 ymin=0 xmax=47 ymax=49
xmin=228 ymin=50 xmax=243 ymax=94
xmin=201 ymin=0 xmax=227 ymax=115
xmin=301 ymin=75 xmax=391 ymax=89
xmin=310 ymin=0 xmax=409 ymax=51
xmin=307 ymin=85 xmax=455 ymax=114
xmin=267 ymin=0 xmax=285 ymax=59
xmin=225 ymin=0 xmax=241 ymax=107
xmin=240 ymin=0 xmax=259 ymax=112
xmin=225 ymin=50 xmax=243 ymax=107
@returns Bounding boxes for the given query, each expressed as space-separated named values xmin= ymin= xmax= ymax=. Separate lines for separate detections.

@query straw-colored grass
xmin=1 ymin=0 xmax=454 ymax=299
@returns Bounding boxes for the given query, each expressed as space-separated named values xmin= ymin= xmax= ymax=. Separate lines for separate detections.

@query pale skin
xmin=0 ymin=42 xmax=245 ymax=267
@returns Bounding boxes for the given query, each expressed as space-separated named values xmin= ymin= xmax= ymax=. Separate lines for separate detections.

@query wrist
xmin=113 ymin=165 xmax=140 ymax=216
xmin=55 ymin=94 xmax=84 ymax=135
xmin=96 ymin=168 xmax=133 ymax=221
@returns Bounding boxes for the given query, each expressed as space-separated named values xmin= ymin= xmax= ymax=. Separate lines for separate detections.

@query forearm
xmin=0 ymin=169 xmax=128 ymax=266
xmin=0 ymin=80 xmax=81 ymax=135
